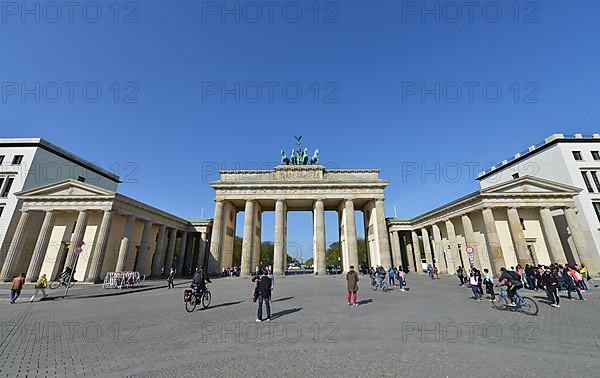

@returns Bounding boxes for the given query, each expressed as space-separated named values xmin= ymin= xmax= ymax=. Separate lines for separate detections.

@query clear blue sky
xmin=2 ymin=1 xmax=599 ymax=261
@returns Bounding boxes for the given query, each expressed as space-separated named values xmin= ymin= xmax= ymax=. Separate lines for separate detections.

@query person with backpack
xmin=346 ymin=265 xmax=359 ymax=306
xmin=497 ymin=267 xmax=522 ymax=306
xmin=30 ymin=274 xmax=48 ymax=302
xmin=456 ymin=266 xmax=465 ymax=286
xmin=398 ymin=268 xmax=406 ymax=291
xmin=469 ymin=271 xmax=482 ymax=301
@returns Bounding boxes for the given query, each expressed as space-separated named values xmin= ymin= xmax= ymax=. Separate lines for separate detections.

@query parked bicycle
xmin=184 ymin=285 xmax=212 ymax=312
xmin=492 ymin=286 xmax=539 ymax=316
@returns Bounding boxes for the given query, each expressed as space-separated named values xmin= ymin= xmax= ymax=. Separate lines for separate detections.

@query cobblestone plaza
xmin=1 ymin=274 xmax=599 ymax=377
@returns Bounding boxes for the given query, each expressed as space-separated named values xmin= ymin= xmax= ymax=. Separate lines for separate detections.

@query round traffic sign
xmin=75 ymin=247 xmax=83 ymax=254
xmin=466 ymin=246 xmax=474 ymax=254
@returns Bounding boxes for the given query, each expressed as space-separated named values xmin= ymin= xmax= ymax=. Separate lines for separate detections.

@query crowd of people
xmin=456 ymin=262 xmax=597 ymax=308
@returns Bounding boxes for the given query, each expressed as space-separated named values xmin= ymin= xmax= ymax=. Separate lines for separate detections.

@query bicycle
xmin=492 ymin=286 xmax=539 ymax=316
xmin=184 ymin=285 xmax=212 ymax=312
xmin=49 ymin=276 xmax=75 ymax=290
xmin=371 ymin=276 xmax=388 ymax=292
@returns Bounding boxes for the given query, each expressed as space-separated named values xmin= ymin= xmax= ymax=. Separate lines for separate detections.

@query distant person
xmin=542 ymin=266 xmax=560 ymax=308
xmin=456 ymin=266 xmax=465 ymax=286
xmin=30 ymin=274 xmax=48 ymax=302
xmin=434 ymin=266 xmax=439 ymax=279
xmin=346 ymin=265 xmax=359 ymax=306
xmin=254 ymin=270 xmax=272 ymax=322
xmin=469 ymin=271 xmax=482 ymax=301
xmin=483 ymin=268 xmax=495 ymax=301
xmin=167 ymin=267 xmax=176 ymax=289
xmin=398 ymin=268 xmax=406 ymax=291
xmin=9 ymin=273 xmax=26 ymax=304
xmin=387 ymin=266 xmax=395 ymax=287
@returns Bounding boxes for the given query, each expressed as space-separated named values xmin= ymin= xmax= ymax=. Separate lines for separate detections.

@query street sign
xmin=466 ymin=246 xmax=475 ymax=263
xmin=75 ymin=247 xmax=83 ymax=254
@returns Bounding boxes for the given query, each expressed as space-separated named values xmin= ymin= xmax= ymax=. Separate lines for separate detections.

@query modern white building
xmin=0 ymin=138 xmax=121 ymax=272
xmin=478 ymin=133 xmax=600 ymax=271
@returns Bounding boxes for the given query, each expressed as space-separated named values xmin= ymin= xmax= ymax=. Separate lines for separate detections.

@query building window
xmin=572 ymin=151 xmax=583 ymax=161
xmin=592 ymin=151 xmax=600 ymax=161
xmin=581 ymin=171 xmax=594 ymax=193
xmin=0 ymin=155 xmax=4 ymax=165
xmin=591 ymin=171 xmax=600 ymax=192
xmin=594 ymin=202 xmax=600 ymax=222
xmin=512 ymin=173 xmax=519 ymax=179
xmin=77 ymin=176 xmax=86 ymax=183
xmin=0 ymin=177 xmax=14 ymax=197
xmin=11 ymin=155 xmax=23 ymax=165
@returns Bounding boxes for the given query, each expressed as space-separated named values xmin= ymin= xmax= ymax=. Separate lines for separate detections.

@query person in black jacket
xmin=191 ymin=267 xmax=211 ymax=295
xmin=542 ymin=267 xmax=560 ymax=308
xmin=253 ymin=270 xmax=272 ymax=322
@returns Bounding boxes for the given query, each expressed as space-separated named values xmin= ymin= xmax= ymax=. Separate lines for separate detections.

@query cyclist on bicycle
xmin=497 ymin=267 xmax=523 ymax=306
xmin=59 ymin=266 xmax=75 ymax=283
xmin=191 ymin=267 xmax=211 ymax=295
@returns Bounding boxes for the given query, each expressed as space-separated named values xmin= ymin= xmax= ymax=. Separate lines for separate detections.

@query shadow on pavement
xmin=272 ymin=296 xmax=294 ymax=303
xmin=270 ymin=307 xmax=302 ymax=320
xmin=357 ymin=299 xmax=373 ymax=306
xmin=203 ymin=300 xmax=244 ymax=310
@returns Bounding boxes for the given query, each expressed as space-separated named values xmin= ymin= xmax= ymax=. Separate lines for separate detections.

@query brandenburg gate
xmin=208 ymin=148 xmax=392 ymax=276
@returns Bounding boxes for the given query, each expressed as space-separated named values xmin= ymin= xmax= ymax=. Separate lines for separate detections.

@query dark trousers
xmin=167 ymin=278 xmax=175 ymax=289
xmin=10 ymin=289 xmax=21 ymax=303
xmin=567 ymin=284 xmax=584 ymax=300
xmin=546 ymin=286 xmax=559 ymax=305
xmin=485 ymin=282 xmax=495 ymax=300
xmin=257 ymin=295 xmax=271 ymax=320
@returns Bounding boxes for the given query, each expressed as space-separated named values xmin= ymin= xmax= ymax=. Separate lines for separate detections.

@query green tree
xmin=304 ymin=258 xmax=314 ymax=266
xmin=325 ymin=238 xmax=368 ymax=267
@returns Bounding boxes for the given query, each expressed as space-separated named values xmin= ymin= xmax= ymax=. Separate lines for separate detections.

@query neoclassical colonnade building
xmin=208 ymin=165 xmax=392 ymax=275
xmin=388 ymin=176 xmax=599 ymax=275
xmin=0 ymin=180 xmax=211 ymax=282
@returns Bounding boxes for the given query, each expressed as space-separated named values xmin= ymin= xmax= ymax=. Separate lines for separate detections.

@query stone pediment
xmin=16 ymin=179 xmax=116 ymax=198
xmin=482 ymin=176 xmax=581 ymax=195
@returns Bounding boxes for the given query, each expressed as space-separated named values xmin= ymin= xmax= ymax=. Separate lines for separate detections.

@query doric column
xmin=431 ymin=224 xmax=447 ymax=273
xmin=183 ymin=233 xmax=194 ymax=275
xmin=539 ymin=207 xmax=567 ymax=264
xmin=26 ymin=210 xmax=56 ymax=282
xmin=116 ymin=215 xmax=136 ymax=272
xmin=420 ymin=228 xmax=433 ymax=265
xmin=65 ymin=210 xmax=89 ymax=269
xmin=403 ymin=234 xmax=415 ymax=272
xmin=445 ymin=220 xmax=459 ymax=272
xmin=0 ymin=210 xmax=31 ymax=281
xmin=375 ymin=199 xmax=392 ymax=268
xmin=252 ymin=206 xmax=262 ymax=275
xmin=507 ymin=207 xmax=532 ymax=266
xmin=273 ymin=199 xmax=286 ymax=275
xmin=151 ymin=225 xmax=167 ymax=276
xmin=197 ymin=231 xmax=207 ymax=268
xmin=85 ymin=210 xmax=114 ymax=282
xmin=390 ymin=231 xmax=402 ymax=268
xmin=345 ymin=199 xmax=359 ymax=272
xmin=176 ymin=231 xmax=189 ymax=275
xmin=208 ymin=201 xmax=225 ymax=274
xmin=564 ymin=207 xmax=600 ymax=271
xmin=313 ymin=199 xmax=327 ymax=275
xmin=481 ymin=207 xmax=505 ymax=274
xmin=134 ymin=220 xmax=154 ymax=275
xmin=410 ymin=231 xmax=422 ymax=273
xmin=461 ymin=214 xmax=481 ymax=268
xmin=164 ymin=228 xmax=178 ymax=273
xmin=241 ymin=200 xmax=255 ymax=276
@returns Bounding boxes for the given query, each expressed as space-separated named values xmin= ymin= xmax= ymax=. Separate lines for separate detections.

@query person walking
xmin=565 ymin=266 xmax=585 ymax=300
xmin=483 ymin=269 xmax=495 ymax=301
xmin=543 ymin=267 xmax=560 ymax=308
xmin=387 ymin=266 xmax=395 ymax=287
xmin=456 ymin=266 xmax=465 ymax=286
xmin=346 ymin=265 xmax=359 ymax=306
xmin=167 ymin=267 xmax=176 ymax=289
xmin=30 ymin=274 xmax=48 ymax=302
xmin=434 ymin=266 xmax=439 ymax=279
xmin=9 ymin=273 xmax=26 ymax=304
xmin=255 ymin=270 xmax=272 ymax=322
xmin=469 ymin=271 xmax=482 ymax=301
xmin=398 ymin=268 xmax=406 ymax=291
